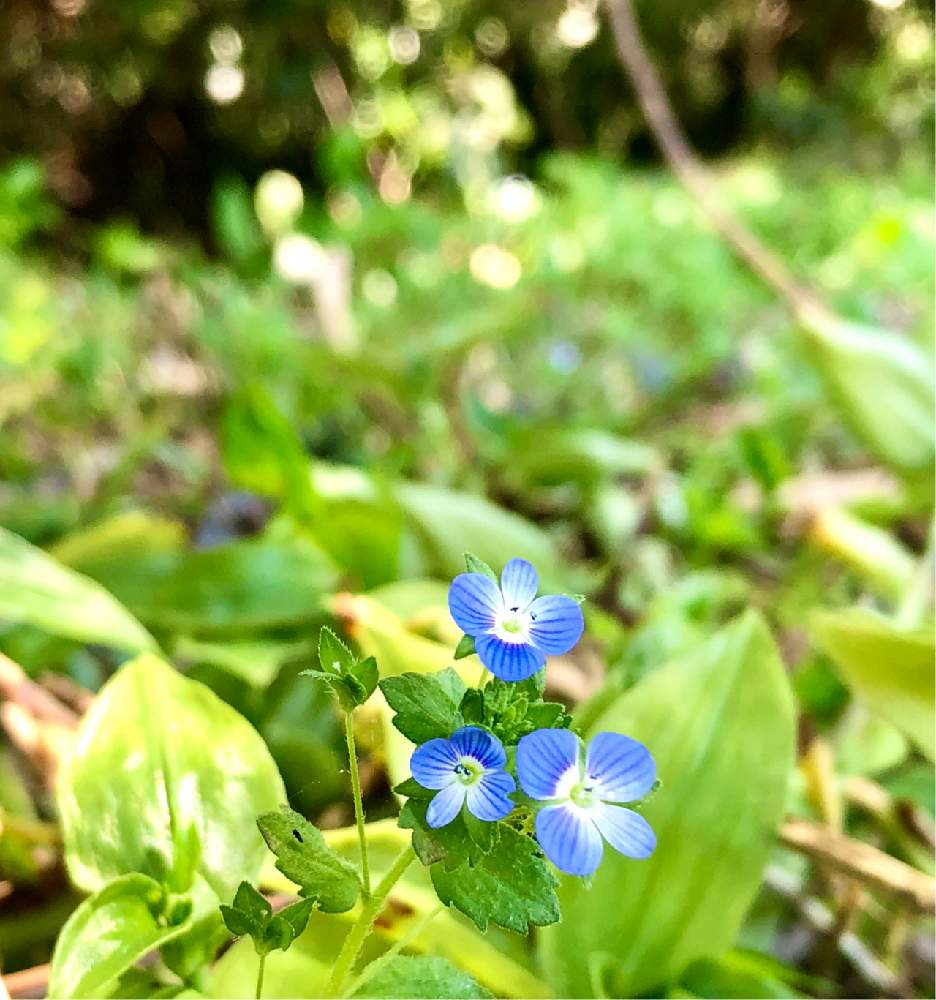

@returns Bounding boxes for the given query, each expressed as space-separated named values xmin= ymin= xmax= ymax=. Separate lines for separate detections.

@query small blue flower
xmin=516 ymin=728 xmax=656 ymax=876
xmin=410 ymin=726 xmax=516 ymax=828
xmin=448 ymin=558 xmax=584 ymax=682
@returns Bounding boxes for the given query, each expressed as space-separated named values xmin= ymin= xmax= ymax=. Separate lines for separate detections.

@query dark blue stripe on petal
xmin=451 ymin=726 xmax=507 ymax=769
xmin=410 ymin=738 xmax=459 ymax=790
xmin=500 ymin=558 xmax=538 ymax=611
xmin=516 ymin=728 xmax=580 ymax=799
xmin=475 ymin=634 xmax=546 ymax=681
xmin=586 ymin=732 xmax=656 ymax=803
xmin=527 ymin=595 xmax=584 ymax=655
xmin=466 ymin=773 xmax=515 ymax=822
xmin=592 ymin=804 xmax=656 ymax=859
xmin=448 ymin=573 xmax=501 ymax=635
xmin=426 ymin=783 xmax=467 ymax=828
xmin=535 ymin=804 xmax=603 ymax=876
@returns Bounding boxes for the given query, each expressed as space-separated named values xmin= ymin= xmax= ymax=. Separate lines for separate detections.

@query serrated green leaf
xmin=320 ymin=626 xmax=355 ymax=675
xmin=399 ymin=799 xmax=494 ymax=869
xmin=351 ymin=656 xmax=379 ymax=702
xmin=430 ymin=824 xmax=559 ymax=934
xmin=352 ymin=956 xmax=492 ymax=999
xmin=48 ymin=874 xmax=191 ymax=1000
xmin=380 ymin=669 xmax=466 ymax=745
xmin=392 ymin=778 xmax=435 ymax=799
xmin=454 ymin=634 xmax=477 ymax=660
xmin=257 ymin=806 xmax=360 ymax=913
xmin=270 ymin=897 xmax=316 ymax=947
xmin=220 ymin=881 xmax=271 ymax=947
xmin=464 ymin=553 xmax=498 ymax=582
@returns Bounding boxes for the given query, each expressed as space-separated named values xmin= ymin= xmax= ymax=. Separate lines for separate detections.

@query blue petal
xmin=448 ymin=573 xmax=502 ymax=636
xmin=466 ymin=771 xmax=516 ymax=822
xmin=585 ymin=732 xmax=656 ymax=803
xmin=451 ymin=726 xmax=506 ymax=770
xmin=527 ymin=595 xmax=584 ymax=655
xmin=411 ymin=738 xmax=458 ymax=790
xmin=475 ymin=634 xmax=546 ymax=681
xmin=500 ymin=558 xmax=538 ymax=611
xmin=516 ymin=728 xmax=580 ymax=800
xmin=426 ymin=783 xmax=467 ymax=828
xmin=535 ymin=804 xmax=603 ymax=876
xmin=593 ymin=803 xmax=656 ymax=859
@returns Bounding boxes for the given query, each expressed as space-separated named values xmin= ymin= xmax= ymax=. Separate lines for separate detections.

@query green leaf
xmin=454 ymin=634 xmax=477 ymax=660
xmin=460 ymin=675 xmax=569 ymax=747
xmin=464 ymin=553 xmax=497 ymax=582
xmin=804 ymin=314 xmax=935 ymax=472
xmin=539 ymin=610 xmax=796 ymax=996
xmin=48 ymin=873 xmax=191 ymax=999
xmin=351 ymin=655 xmax=380 ymax=701
xmin=319 ymin=626 xmax=356 ymax=675
xmin=0 ymin=525 xmax=155 ymax=653
xmin=220 ymin=881 xmax=314 ymax=955
xmin=220 ymin=881 xmax=272 ymax=942
xmin=257 ymin=806 xmax=360 ymax=912
xmin=380 ymin=669 xmax=466 ymax=745
xmin=352 ymin=956 xmax=492 ymax=999
xmin=398 ymin=799 xmax=493 ymax=869
xmin=58 ymin=654 xmax=285 ymax=900
xmin=813 ymin=608 xmax=934 ymax=759
xmin=429 ymin=824 xmax=560 ymax=934
xmin=66 ymin=534 xmax=338 ymax=634
xmin=396 ymin=483 xmax=565 ymax=585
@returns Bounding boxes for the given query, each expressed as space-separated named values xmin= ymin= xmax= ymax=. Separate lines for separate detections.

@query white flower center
xmin=569 ymin=780 xmax=598 ymax=810
xmin=453 ymin=757 xmax=484 ymax=786
xmin=493 ymin=606 xmax=532 ymax=643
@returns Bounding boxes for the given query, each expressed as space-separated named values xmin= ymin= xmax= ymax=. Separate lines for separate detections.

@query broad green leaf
xmin=812 ymin=608 xmax=934 ymax=759
xmin=429 ymin=823 xmax=560 ymax=934
xmin=48 ymin=873 xmax=190 ymax=999
xmin=396 ymin=482 xmax=564 ymax=585
xmin=454 ymin=634 xmax=476 ymax=660
xmin=804 ymin=313 xmax=935 ymax=472
xmin=257 ymin=806 xmax=360 ymax=912
xmin=540 ymin=611 xmax=796 ymax=996
xmin=352 ymin=956 xmax=492 ymax=998
xmin=380 ymin=669 xmax=466 ymax=745
xmin=67 ymin=534 xmax=337 ymax=634
xmin=58 ymin=654 xmax=285 ymax=900
xmin=319 ymin=626 xmax=355 ymax=675
xmin=0 ymin=525 xmax=155 ymax=653
xmin=220 ymin=880 xmax=314 ymax=955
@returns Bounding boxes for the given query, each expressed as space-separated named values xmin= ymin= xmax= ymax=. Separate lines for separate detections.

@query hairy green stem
xmin=344 ymin=711 xmax=371 ymax=898
xmin=324 ymin=844 xmax=416 ymax=998
xmin=255 ymin=952 xmax=266 ymax=1000
xmin=344 ymin=903 xmax=444 ymax=998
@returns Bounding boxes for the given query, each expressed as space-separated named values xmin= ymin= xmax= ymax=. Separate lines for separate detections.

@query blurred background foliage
xmin=0 ymin=0 xmax=934 ymax=997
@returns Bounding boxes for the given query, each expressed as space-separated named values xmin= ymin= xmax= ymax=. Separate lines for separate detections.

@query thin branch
xmin=779 ymin=816 xmax=935 ymax=913
xmin=601 ymin=0 xmax=834 ymax=331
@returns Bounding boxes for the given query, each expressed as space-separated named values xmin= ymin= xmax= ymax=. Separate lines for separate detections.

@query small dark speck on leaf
xmin=292 ymin=829 xmax=303 ymax=843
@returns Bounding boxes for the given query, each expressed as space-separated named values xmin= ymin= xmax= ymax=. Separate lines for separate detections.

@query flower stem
xmin=344 ymin=711 xmax=371 ymax=899
xmin=255 ymin=952 xmax=266 ymax=1000
xmin=324 ymin=844 xmax=416 ymax=998
xmin=344 ymin=903 xmax=444 ymax=998
xmin=476 ymin=661 xmax=488 ymax=689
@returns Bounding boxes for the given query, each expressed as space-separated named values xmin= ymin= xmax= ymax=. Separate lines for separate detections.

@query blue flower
xmin=516 ymin=728 xmax=656 ymax=876
xmin=448 ymin=558 xmax=584 ymax=682
xmin=410 ymin=726 xmax=516 ymax=828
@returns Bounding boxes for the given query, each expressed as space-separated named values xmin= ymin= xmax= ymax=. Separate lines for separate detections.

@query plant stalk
xmin=324 ymin=844 xmax=416 ymax=998
xmin=255 ymin=952 xmax=266 ymax=1000
xmin=344 ymin=711 xmax=371 ymax=898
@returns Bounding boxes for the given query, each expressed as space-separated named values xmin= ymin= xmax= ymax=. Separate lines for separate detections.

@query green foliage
xmin=459 ymin=674 xmax=571 ymax=746
xmin=48 ymin=874 xmax=194 ymax=999
xmin=351 ymin=955 xmax=492 ymax=998
xmin=256 ymin=805 xmax=360 ymax=913
xmin=379 ymin=669 xmax=467 ymax=745
xmin=813 ymin=608 xmax=935 ymax=759
xmin=463 ymin=553 xmax=497 ymax=582
xmin=540 ymin=612 xmax=796 ymax=996
xmin=0 ymin=525 xmax=155 ymax=653
xmin=220 ymin=880 xmax=315 ymax=955
xmin=58 ymin=653 xmax=284 ymax=899
xmin=300 ymin=626 xmax=379 ymax=710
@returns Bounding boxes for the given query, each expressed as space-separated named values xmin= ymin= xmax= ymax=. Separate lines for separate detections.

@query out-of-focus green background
xmin=0 ymin=0 xmax=933 ymax=997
